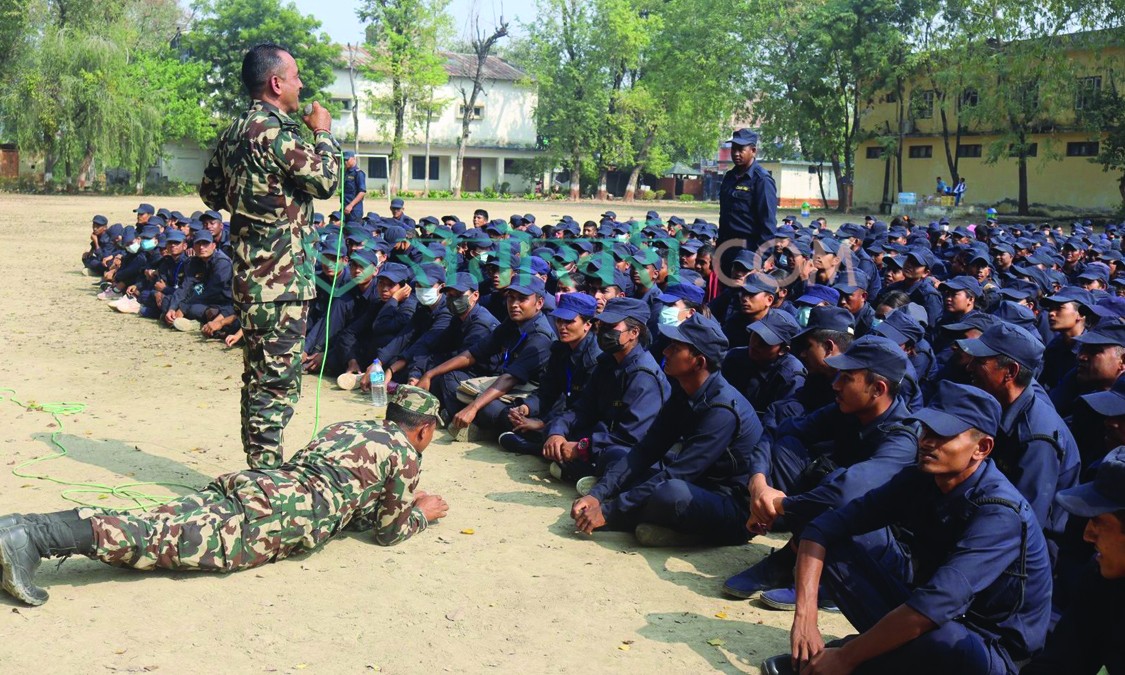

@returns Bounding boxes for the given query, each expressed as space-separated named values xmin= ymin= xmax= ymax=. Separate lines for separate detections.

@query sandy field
xmin=0 ymin=194 xmax=852 ymax=674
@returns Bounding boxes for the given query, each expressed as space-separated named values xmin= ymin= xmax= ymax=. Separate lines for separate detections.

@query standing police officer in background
xmin=718 ymin=129 xmax=778 ymax=274
xmin=342 ymin=150 xmax=366 ymax=224
xmin=199 ymin=43 xmax=341 ymax=469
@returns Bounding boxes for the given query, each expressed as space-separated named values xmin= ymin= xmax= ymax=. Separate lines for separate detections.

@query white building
xmin=328 ymin=46 xmax=541 ymax=194
xmin=156 ymin=48 xmax=541 ymax=192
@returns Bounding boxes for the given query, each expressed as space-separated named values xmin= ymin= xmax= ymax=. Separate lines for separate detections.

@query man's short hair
xmin=386 ymin=402 xmax=439 ymax=431
xmin=473 ymin=208 xmax=489 ymax=220
xmin=993 ymin=354 xmax=1035 ymax=388
xmin=808 ymin=328 xmax=856 ymax=352
xmin=863 ymin=369 xmax=900 ymax=400
xmin=242 ymin=43 xmax=290 ymax=97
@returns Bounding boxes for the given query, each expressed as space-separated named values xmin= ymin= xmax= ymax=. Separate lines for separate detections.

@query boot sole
xmin=0 ymin=537 xmax=48 ymax=606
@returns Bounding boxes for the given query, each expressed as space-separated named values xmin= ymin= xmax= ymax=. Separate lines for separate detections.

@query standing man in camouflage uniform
xmin=199 ymin=43 xmax=341 ymax=469
xmin=0 ymin=387 xmax=449 ymax=606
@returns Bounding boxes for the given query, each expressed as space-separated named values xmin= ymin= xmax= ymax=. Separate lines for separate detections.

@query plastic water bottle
xmin=369 ymin=358 xmax=387 ymax=416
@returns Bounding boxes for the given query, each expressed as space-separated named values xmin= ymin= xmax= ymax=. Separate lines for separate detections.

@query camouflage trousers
xmin=237 ymin=301 xmax=308 ymax=469
xmin=78 ymin=471 xmax=331 ymax=572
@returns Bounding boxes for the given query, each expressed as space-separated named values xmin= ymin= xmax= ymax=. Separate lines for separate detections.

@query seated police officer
xmin=762 ymin=382 xmax=1052 ymax=675
xmin=571 ymin=313 xmax=762 ymax=547
xmin=540 ymin=297 xmax=670 ymax=490
xmin=1022 ymin=447 xmax=1125 ymax=675
xmin=498 ymin=292 xmax=601 ymax=456
xmin=722 ymin=310 xmax=806 ymax=419
xmin=404 ymin=272 xmax=499 ymax=387
xmin=724 ymin=335 xmax=918 ymax=606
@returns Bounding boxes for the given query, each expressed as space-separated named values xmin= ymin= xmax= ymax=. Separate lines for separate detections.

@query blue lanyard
xmin=565 ymin=363 xmax=573 ymax=397
xmin=503 ymin=332 xmax=528 ymax=367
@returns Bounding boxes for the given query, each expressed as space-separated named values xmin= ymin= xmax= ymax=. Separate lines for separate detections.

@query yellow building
xmin=854 ymin=37 xmax=1125 ymax=212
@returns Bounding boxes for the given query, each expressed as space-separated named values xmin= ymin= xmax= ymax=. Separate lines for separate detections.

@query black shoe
xmin=0 ymin=523 xmax=48 ymax=606
xmin=722 ymin=545 xmax=797 ymax=599
xmin=497 ymin=431 xmax=540 ymax=454
xmin=761 ymin=655 xmax=795 ymax=675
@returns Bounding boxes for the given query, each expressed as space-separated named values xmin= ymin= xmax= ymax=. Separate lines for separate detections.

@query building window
xmin=911 ymin=89 xmax=934 ymax=119
xmin=1067 ymin=141 xmax=1100 ymax=157
xmin=884 ymin=91 xmax=898 ymax=103
xmin=459 ymin=104 xmax=483 ymax=120
xmin=331 ymin=98 xmax=353 ymax=113
xmin=1076 ymin=76 xmax=1102 ymax=110
xmin=865 ymin=146 xmax=885 ymax=159
xmin=908 ymin=145 xmax=933 ymax=159
xmin=368 ymin=157 xmax=388 ymax=179
xmin=503 ymin=158 xmax=516 ymax=173
xmin=959 ymin=88 xmax=978 ymax=110
xmin=807 ymin=165 xmax=819 ymax=174
xmin=411 ymin=156 xmax=440 ymax=180
xmin=1009 ymin=143 xmax=1038 ymax=157
xmin=957 ymin=144 xmax=983 ymax=158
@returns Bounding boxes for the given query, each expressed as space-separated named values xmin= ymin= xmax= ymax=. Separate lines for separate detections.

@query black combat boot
xmin=0 ymin=510 xmax=95 ymax=606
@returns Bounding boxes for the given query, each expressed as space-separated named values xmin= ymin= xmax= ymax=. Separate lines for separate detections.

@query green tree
xmin=357 ymin=0 xmax=452 ymax=196
xmin=183 ymin=0 xmax=339 ymax=121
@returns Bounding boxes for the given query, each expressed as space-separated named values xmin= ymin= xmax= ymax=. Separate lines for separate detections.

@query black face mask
xmin=597 ymin=328 xmax=625 ymax=354
xmin=448 ymin=295 xmax=472 ymax=315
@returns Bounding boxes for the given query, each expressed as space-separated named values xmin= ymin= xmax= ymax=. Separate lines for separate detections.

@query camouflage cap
xmin=390 ymin=385 xmax=443 ymax=425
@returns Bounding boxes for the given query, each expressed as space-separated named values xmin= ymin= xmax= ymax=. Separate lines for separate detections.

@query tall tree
xmin=450 ymin=17 xmax=509 ymax=199
xmin=358 ymin=0 xmax=452 ymax=196
xmin=183 ymin=0 xmax=338 ymax=121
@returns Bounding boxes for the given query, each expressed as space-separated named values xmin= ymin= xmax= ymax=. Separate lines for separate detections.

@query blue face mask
xmin=871 ymin=317 xmax=884 ymax=329
xmin=659 ymin=305 xmax=684 ymax=326
xmin=796 ymin=305 xmax=813 ymax=328
xmin=140 ymin=238 xmax=157 ymax=251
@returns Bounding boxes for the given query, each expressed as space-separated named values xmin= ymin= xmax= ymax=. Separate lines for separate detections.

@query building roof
xmin=340 ymin=45 xmax=527 ymax=81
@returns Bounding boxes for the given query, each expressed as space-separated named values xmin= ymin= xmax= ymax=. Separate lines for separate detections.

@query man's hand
xmin=452 ymin=406 xmax=477 ymax=431
xmin=303 ymin=352 xmax=324 ymax=373
xmin=163 ymin=309 xmax=181 ymax=325
xmin=143 ymin=269 xmax=157 ymax=281
xmin=800 ymin=647 xmax=854 ymax=675
xmin=414 ymin=493 xmax=449 ymax=522
xmin=224 ymin=330 xmax=243 ymax=348
xmin=571 ymin=496 xmax=605 ymax=534
xmin=392 ymin=284 xmax=413 ymax=303
xmin=153 ymin=279 xmax=166 ymax=292
xmin=514 ymin=417 xmax=545 ymax=434
xmin=790 ymin=615 xmax=826 ymax=673
xmin=344 ymin=205 xmax=353 ymax=216
xmin=201 ymin=317 xmax=223 ymax=337
xmin=126 ymin=285 xmax=139 ymax=297
xmin=346 ymin=359 xmax=362 ymax=374
xmin=301 ymin=101 xmax=332 ymax=133
xmin=416 ymin=374 xmax=432 ymax=391
xmin=542 ymin=434 xmax=570 ymax=462
xmin=750 ymin=483 xmax=787 ymax=529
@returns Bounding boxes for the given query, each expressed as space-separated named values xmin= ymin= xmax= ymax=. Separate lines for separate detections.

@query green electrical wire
xmin=1 ymin=388 xmax=197 ymax=510
xmin=310 ymin=148 xmax=348 ymax=436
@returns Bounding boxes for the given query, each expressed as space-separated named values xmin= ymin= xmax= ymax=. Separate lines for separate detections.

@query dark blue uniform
xmin=718 ymin=162 xmax=778 ymax=253
xmin=410 ymin=302 xmax=499 ymax=382
xmin=546 ymin=345 xmax=670 ymax=478
xmin=589 ymin=371 xmax=763 ymax=544
xmin=885 ymin=278 xmax=943 ymax=329
xmin=390 ymin=300 xmax=453 ymax=382
xmin=720 ymin=349 xmax=806 ymax=419
xmin=343 ymin=165 xmax=366 ymax=223
xmin=804 ymin=460 xmax=1052 ymax=674
xmin=169 ymin=250 xmax=234 ymax=320
xmin=303 ymin=269 xmax=354 ymax=360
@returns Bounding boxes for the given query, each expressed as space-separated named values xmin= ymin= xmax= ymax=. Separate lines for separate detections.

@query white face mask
xmin=417 ymin=285 xmax=441 ymax=307
xmin=126 ymin=241 xmax=141 ymax=254
xmin=659 ymin=305 xmax=684 ymax=326
xmin=796 ymin=305 xmax=813 ymax=327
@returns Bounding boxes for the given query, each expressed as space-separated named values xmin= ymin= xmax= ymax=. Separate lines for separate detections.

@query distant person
xmin=718 ymin=129 xmax=778 ymax=272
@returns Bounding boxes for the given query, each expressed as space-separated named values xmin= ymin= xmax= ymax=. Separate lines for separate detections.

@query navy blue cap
xmin=908 ymin=381 xmax=1002 ymax=437
xmin=147 ymin=215 xmax=166 ymax=228
xmin=598 ymin=297 xmax=651 ymax=325
xmin=833 ymin=269 xmax=870 ymax=295
xmin=343 ymin=150 xmax=356 ymax=159
xmin=164 ymin=230 xmax=186 ymax=244
xmin=731 ymin=249 xmax=759 ymax=272
xmin=795 ymin=284 xmax=840 ymax=307
xmin=329 ymin=210 xmax=342 ymax=221
xmin=1055 ymin=446 xmax=1125 ymax=517
xmin=749 ymin=310 xmax=801 ymax=346
xmin=658 ymin=283 xmax=705 ymax=305
xmin=187 ymin=220 xmax=203 ymax=232
xmin=529 ymin=256 xmax=550 ymax=275
xmin=727 ymin=128 xmax=759 ymax=146
xmin=312 ymin=212 xmax=325 ymax=223
xmin=201 ymin=210 xmax=221 ymax=221
xmin=823 ymin=334 xmax=908 ymax=383
xmin=92 ymin=215 xmax=108 ymax=226
xmin=1075 ymin=320 xmax=1125 ymax=347
xmin=415 ymin=263 xmax=446 ymax=286
xmin=792 ymin=306 xmax=856 ymax=344
xmin=837 ymin=223 xmax=865 ymax=240
xmin=906 ymin=247 xmax=936 ymax=268
xmin=679 ymin=239 xmax=704 ymax=254
xmin=390 ymin=198 xmax=405 ymax=209
xmin=193 ymin=230 xmax=215 ymax=244
xmin=1094 ymin=297 xmax=1125 ymax=321
xmin=507 ymin=276 xmax=546 ymax=298
xmin=138 ymin=224 xmax=160 ymax=239
xmin=741 ymin=274 xmax=780 ymax=296
xmin=1063 ymin=236 xmax=1088 ymax=251
xmin=444 ymin=272 xmax=479 ymax=293
xmin=957 ymin=322 xmax=1045 ymax=371
xmin=349 ymin=248 xmax=381 ymax=267
xmin=552 ymin=292 xmax=598 ymax=321
xmin=317 ymin=238 xmax=346 ymax=256
xmin=873 ymin=309 xmax=925 ymax=346
xmin=377 ymin=262 xmax=413 ymax=284
xmin=990 ymin=301 xmax=1041 ymax=338
xmin=384 ymin=225 xmax=407 ymax=244
xmin=940 ymin=276 xmax=984 ymax=298
xmin=941 ymin=312 xmax=999 ymax=334
xmin=1042 ymin=287 xmax=1096 ymax=312
xmin=815 ymin=237 xmax=843 ymax=256
xmin=170 ymin=211 xmax=185 ymax=221
xmin=606 ymin=269 xmax=630 ymax=291
xmin=658 ymin=313 xmax=729 ymax=364
xmin=133 ymin=203 xmax=155 ymax=215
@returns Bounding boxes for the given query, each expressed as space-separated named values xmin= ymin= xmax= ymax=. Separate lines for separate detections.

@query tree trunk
xmin=569 ymin=152 xmax=581 ymax=201
xmin=1118 ymin=173 xmax=1125 ymax=203
xmin=831 ymin=158 xmax=846 ymax=213
xmin=938 ymin=100 xmax=958 ymax=184
xmin=423 ymin=109 xmax=433 ymax=198
xmin=1018 ymin=150 xmax=1029 ymax=216
xmin=624 ymin=166 xmax=642 ymax=202
xmin=817 ymin=165 xmax=829 ymax=209
xmin=453 ymin=21 xmax=509 ymax=199
xmin=880 ymin=151 xmax=892 ymax=206
xmin=895 ymin=86 xmax=905 ymax=193
xmin=348 ymin=45 xmax=360 ymax=154
xmin=390 ymin=80 xmax=406 ymax=198
xmin=624 ymin=130 xmax=656 ymax=203
xmin=596 ymin=169 xmax=608 ymax=201
xmin=77 ymin=145 xmax=94 ymax=190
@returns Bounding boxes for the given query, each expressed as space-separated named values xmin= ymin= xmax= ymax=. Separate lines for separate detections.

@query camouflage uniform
xmin=199 ymin=100 xmax=341 ymax=469
xmin=79 ymin=419 xmax=427 ymax=572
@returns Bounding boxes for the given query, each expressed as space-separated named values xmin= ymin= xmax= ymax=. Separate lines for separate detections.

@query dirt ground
xmin=0 ymin=194 xmax=852 ymax=674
